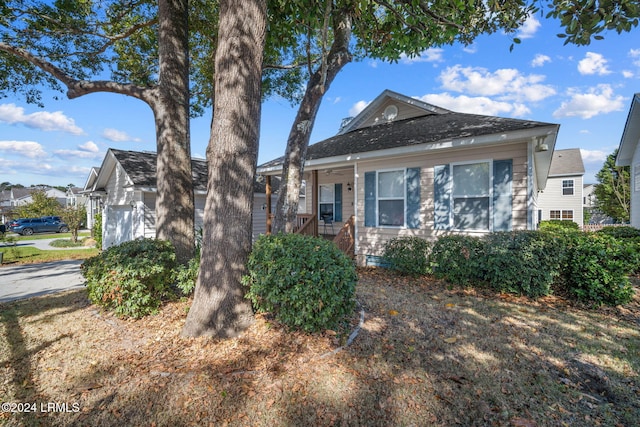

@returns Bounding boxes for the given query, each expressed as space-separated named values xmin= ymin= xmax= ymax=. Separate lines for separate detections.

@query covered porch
xmin=263 ymin=166 xmax=356 ymax=256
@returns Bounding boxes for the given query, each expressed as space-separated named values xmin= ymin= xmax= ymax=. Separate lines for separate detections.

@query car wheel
xmin=22 ymin=228 xmax=34 ymax=236
xmin=59 ymin=226 xmax=69 ymax=233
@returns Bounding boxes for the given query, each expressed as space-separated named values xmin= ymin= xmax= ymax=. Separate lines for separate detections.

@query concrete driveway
xmin=0 ymin=237 xmax=90 ymax=303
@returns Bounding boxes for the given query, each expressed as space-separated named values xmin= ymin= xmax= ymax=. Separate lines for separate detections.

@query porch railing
xmin=333 ymin=215 xmax=355 ymax=258
xmin=295 ymin=214 xmax=318 ymax=237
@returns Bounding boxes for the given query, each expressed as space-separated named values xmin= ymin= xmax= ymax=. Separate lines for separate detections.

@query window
xmin=452 ymin=162 xmax=490 ymax=231
xmin=365 ymin=168 xmax=420 ymax=229
xmin=562 ymin=179 xmax=574 ymax=196
xmin=319 ymin=184 xmax=334 ymax=220
xmin=550 ymin=210 xmax=573 ymax=220
xmin=298 ymin=180 xmax=307 ymax=213
xmin=377 ymin=170 xmax=405 ymax=226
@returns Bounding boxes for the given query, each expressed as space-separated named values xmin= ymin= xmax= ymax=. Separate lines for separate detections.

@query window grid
xmin=562 ymin=179 xmax=574 ymax=196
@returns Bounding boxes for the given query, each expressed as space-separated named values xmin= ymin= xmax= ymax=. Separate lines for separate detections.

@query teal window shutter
xmin=434 ymin=164 xmax=451 ymax=230
xmin=334 ymin=183 xmax=343 ymax=222
xmin=364 ymin=172 xmax=376 ymax=227
xmin=406 ymin=167 xmax=421 ymax=229
xmin=493 ymin=159 xmax=513 ymax=231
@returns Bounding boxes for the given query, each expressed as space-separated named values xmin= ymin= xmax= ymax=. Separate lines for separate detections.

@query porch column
xmin=312 ymin=170 xmax=318 ymax=236
xmin=266 ymin=175 xmax=272 ymax=235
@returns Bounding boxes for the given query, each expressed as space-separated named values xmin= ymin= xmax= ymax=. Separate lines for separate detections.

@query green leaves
xmin=243 ymin=233 xmax=357 ymax=333
xmin=81 ymin=238 xmax=178 ymax=318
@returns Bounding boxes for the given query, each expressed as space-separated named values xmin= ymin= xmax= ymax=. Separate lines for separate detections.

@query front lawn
xmin=0 ymin=268 xmax=638 ymax=426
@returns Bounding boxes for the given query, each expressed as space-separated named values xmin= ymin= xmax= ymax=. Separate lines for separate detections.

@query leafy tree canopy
xmin=594 ymin=149 xmax=630 ymax=223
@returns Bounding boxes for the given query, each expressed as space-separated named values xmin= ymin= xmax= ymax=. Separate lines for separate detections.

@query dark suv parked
xmin=8 ymin=217 xmax=70 ymax=236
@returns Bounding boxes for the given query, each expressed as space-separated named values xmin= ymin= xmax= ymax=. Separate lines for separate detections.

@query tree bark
xmin=0 ymin=0 xmax=196 ymax=263
xmin=155 ymin=0 xmax=195 ymax=263
xmin=272 ymin=11 xmax=352 ymax=234
xmin=182 ymin=0 xmax=266 ymax=338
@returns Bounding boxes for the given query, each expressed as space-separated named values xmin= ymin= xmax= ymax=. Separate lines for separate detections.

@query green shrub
xmin=595 ymin=226 xmax=640 ymax=274
xmin=93 ymin=213 xmax=102 ymax=249
xmin=382 ymin=236 xmax=431 ymax=276
xmin=429 ymin=235 xmax=485 ymax=286
xmin=243 ymin=233 xmax=357 ymax=333
xmin=596 ymin=225 xmax=640 ymax=239
xmin=174 ymin=255 xmax=200 ymax=296
xmin=482 ymin=231 xmax=563 ymax=298
xmin=538 ymin=220 xmax=580 ymax=232
xmin=563 ymin=233 xmax=635 ymax=306
xmin=81 ymin=239 xmax=178 ymax=318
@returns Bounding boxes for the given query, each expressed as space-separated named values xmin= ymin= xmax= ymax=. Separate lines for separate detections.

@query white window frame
xmin=318 ymin=184 xmax=335 ymax=220
xmin=550 ymin=209 xmax=573 ymax=220
xmin=451 ymin=160 xmax=492 ymax=232
xmin=376 ymin=169 xmax=406 ymax=228
xmin=562 ymin=179 xmax=574 ymax=196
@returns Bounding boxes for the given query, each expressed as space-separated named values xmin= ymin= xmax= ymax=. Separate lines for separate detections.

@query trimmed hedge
xmin=482 ymin=231 xmax=563 ymax=298
xmin=429 ymin=235 xmax=485 ymax=286
xmin=243 ymin=233 xmax=357 ymax=333
xmin=382 ymin=236 xmax=431 ymax=276
xmin=81 ymin=239 xmax=177 ymax=318
xmin=562 ymin=233 xmax=635 ymax=306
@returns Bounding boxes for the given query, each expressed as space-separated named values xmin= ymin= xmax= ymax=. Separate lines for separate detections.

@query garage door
xmin=104 ymin=206 xmax=133 ymax=248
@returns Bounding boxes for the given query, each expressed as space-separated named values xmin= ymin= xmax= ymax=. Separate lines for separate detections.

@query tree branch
xmin=0 ymin=42 xmax=154 ymax=102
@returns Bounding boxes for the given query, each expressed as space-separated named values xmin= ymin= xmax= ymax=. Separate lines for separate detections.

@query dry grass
xmin=1 ymin=268 xmax=639 ymax=427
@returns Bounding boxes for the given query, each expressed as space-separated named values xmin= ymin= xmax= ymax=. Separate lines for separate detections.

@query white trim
xmin=375 ymin=168 xmax=407 ymax=228
xmin=258 ymin=125 xmax=559 ymax=176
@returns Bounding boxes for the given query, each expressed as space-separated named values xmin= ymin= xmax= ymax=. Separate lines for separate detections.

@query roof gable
xmin=616 ymin=93 xmax=640 ymax=167
xmin=338 ymin=89 xmax=451 ymax=135
xmin=548 ymin=148 xmax=585 ymax=177
xmin=87 ymin=149 xmax=272 ymax=194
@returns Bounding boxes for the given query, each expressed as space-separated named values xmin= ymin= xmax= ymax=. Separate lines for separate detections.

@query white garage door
xmin=104 ymin=206 xmax=133 ymax=248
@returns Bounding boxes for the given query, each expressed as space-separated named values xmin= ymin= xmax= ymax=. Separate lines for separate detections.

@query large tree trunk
xmin=155 ymin=0 xmax=195 ymax=264
xmin=182 ymin=0 xmax=266 ymax=338
xmin=272 ymin=11 xmax=352 ymax=234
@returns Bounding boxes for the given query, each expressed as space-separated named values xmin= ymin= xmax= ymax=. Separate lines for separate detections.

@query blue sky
xmin=0 ymin=14 xmax=638 ymax=187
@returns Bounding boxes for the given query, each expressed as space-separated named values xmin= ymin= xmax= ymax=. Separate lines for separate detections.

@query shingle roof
xmin=548 ymin=148 xmax=585 ymax=176
xmin=259 ymin=112 xmax=556 ymax=169
xmin=109 ymin=149 xmax=275 ymax=193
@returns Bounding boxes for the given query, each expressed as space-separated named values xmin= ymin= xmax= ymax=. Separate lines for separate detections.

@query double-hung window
xmin=562 ymin=179 xmax=574 ymax=195
xmin=452 ymin=161 xmax=491 ymax=231
xmin=319 ymin=184 xmax=334 ymax=220
xmin=364 ymin=168 xmax=421 ymax=229
xmin=377 ymin=170 xmax=405 ymax=226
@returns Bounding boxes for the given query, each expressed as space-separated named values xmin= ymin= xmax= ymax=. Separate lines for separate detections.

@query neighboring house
xmin=9 ymin=187 xmax=67 ymax=207
xmin=83 ymin=149 xmax=277 ymax=249
xmin=257 ymin=89 xmax=559 ymax=266
xmin=615 ymin=93 xmax=640 ymax=228
xmin=537 ymin=148 xmax=585 ymax=227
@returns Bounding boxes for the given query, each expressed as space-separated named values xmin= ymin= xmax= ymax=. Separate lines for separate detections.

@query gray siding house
xmin=84 ymin=149 xmax=275 ymax=249
xmin=258 ymin=90 xmax=560 ymax=266
xmin=616 ymin=93 xmax=640 ymax=228
xmin=537 ymin=148 xmax=585 ymax=227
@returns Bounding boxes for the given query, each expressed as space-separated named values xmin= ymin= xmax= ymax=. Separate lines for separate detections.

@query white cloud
xmin=53 ymin=149 xmax=102 ymax=159
xmin=0 ymin=104 xmax=83 ymax=135
xmin=0 ymin=140 xmax=48 ymax=158
xmin=462 ymin=44 xmax=477 ymax=54
xmin=79 ymin=141 xmax=100 ymax=153
xmin=577 ymin=52 xmax=611 ymax=75
xmin=531 ymin=54 xmax=551 ymax=67
xmin=622 ymin=70 xmax=634 ymax=78
xmin=517 ymin=15 xmax=541 ymax=39
xmin=553 ymin=84 xmax=625 ymax=119
xmin=348 ymin=100 xmax=370 ymax=117
xmin=417 ymin=93 xmax=531 ymax=117
xmin=102 ymin=128 xmax=141 ymax=142
xmin=400 ymin=48 xmax=444 ymax=64
xmin=368 ymin=60 xmax=379 ymax=68
xmin=437 ymin=65 xmax=556 ymax=102
xmin=580 ymin=149 xmax=608 ymax=165
xmin=629 ymin=49 xmax=640 ymax=68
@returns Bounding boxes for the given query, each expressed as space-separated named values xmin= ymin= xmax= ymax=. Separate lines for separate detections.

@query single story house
xmin=615 ymin=93 xmax=640 ymax=228
xmin=536 ymin=148 xmax=585 ymax=227
xmin=83 ymin=149 xmax=277 ymax=249
xmin=257 ymin=89 xmax=559 ymax=266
